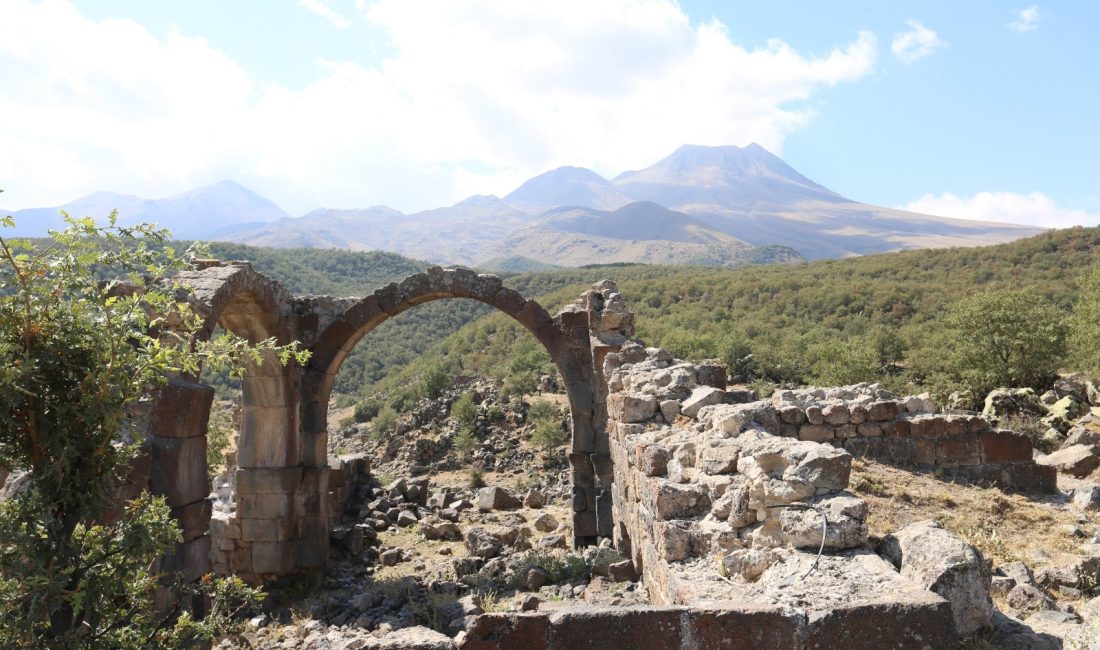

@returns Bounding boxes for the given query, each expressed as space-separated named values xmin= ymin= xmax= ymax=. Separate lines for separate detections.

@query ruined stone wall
xmin=768 ymin=386 xmax=1055 ymax=492
xmin=603 ymin=344 xmax=873 ymax=605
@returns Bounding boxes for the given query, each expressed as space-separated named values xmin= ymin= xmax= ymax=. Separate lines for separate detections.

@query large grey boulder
xmin=476 ymin=486 xmax=521 ymax=512
xmin=983 ymin=388 xmax=1047 ymax=419
xmin=1036 ymin=444 xmax=1100 ymax=477
xmin=879 ymin=520 xmax=993 ymax=636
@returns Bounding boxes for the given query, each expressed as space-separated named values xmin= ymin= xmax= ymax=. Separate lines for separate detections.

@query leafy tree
xmin=450 ymin=393 xmax=478 ymax=433
xmin=0 ymin=213 xmax=304 ymax=647
xmin=938 ymin=289 xmax=1068 ymax=396
xmin=1070 ymin=257 xmax=1100 ymax=372
xmin=806 ymin=338 xmax=880 ymax=387
xmin=418 ymin=362 xmax=452 ymax=400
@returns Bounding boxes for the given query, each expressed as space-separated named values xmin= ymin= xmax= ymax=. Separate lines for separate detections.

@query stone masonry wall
xmin=210 ymin=452 xmax=370 ymax=577
xmin=768 ymin=386 xmax=1055 ymax=492
xmin=603 ymin=344 xmax=872 ymax=604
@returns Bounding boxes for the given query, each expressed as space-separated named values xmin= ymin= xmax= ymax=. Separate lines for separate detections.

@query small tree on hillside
xmin=1070 ymin=258 xmax=1100 ymax=373
xmin=939 ymin=289 xmax=1067 ymax=396
xmin=0 ymin=212 xmax=306 ymax=647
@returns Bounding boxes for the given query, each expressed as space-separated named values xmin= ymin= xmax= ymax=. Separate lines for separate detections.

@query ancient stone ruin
xmin=127 ymin=264 xmax=1073 ymax=647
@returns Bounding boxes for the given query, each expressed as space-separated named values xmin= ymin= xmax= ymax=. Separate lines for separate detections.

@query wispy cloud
xmin=900 ymin=191 xmax=1098 ymax=229
xmin=0 ymin=0 xmax=878 ymax=213
xmin=299 ymin=0 xmax=351 ymax=29
xmin=891 ymin=20 xmax=945 ymax=64
xmin=1009 ymin=5 xmax=1041 ymax=32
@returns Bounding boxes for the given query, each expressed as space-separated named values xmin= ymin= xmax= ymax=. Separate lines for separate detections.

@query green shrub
xmin=353 ymin=398 xmax=381 ymax=423
xmin=527 ymin=399 xmax=559 ymax=422
xmin=529 ymin=418 xmax=567 ymax=449
xmin=419 ymin=363 xmax=451 ymax=400
xmin=370 ymin=405 xmax=400 ymax=441
xmin=450 ymin=393 xmax=478 ymax=432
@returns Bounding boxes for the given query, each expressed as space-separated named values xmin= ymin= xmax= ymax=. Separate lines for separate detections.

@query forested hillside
xmin=342 ymin=226 xmax=1100 ymax=413
xmin=179 ymin=228 xmax=1100 ymax=413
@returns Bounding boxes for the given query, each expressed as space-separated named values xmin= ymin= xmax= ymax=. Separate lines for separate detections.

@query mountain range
xmin=2 ymin=144 xmax=1044 ymax=266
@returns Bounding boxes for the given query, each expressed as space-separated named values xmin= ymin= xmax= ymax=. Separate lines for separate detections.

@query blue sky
xmin=1 ymin=0 xmax=1097 ymax=227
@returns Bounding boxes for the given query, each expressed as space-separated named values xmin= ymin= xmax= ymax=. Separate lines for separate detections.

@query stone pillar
xmin=148 ymin=377 xmax=215 ymax=583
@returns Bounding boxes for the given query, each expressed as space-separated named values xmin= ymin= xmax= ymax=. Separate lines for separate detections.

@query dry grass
xmin=848 ymin=458 xmax=1081 ymax=566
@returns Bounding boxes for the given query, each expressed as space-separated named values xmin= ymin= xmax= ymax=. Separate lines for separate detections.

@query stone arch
xmin=161 ymin=261 xmax=307 ymax=580
xmin=298 ymin=266 xmax=602 ymax=547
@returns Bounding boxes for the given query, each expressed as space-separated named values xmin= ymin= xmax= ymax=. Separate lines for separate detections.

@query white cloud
xmin=891 ymin=20 xmax=945 ymax=64
xmin=0 ymin=0 xmax=878 ymax=214
xmin=1009 ymin=5 xmax=1040 ymax=32
xmin=900 ymin=191 xmax=1099 ymax=229
xmin=299 ymin=0 xmax=352 ymax=28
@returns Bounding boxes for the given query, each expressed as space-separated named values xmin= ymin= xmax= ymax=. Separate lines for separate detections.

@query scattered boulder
xmin=1072 ymin=485 xmax=1100 ymax=511
xmin=879 ymin=520 xmax=993 ymax=636
xmin=1006 ymin=583 xmax=1056 ymax=614
xmin=983 ymin=388 xmax=1047 ymax=419
xmin=522 ymin=489 xmax=545 ymax=509
xmin=1036 ymin=444 xmax=1100 ymax=477
xmin=1053 ymin=373 xmax=1094 ymax=403
xmin=476 ymin=486 xmax=521 ymax=512
xmin=1042 ymin=396 xmax=1089 ymax=433
xmin=532 ymin=512 xmax=558 ymax=533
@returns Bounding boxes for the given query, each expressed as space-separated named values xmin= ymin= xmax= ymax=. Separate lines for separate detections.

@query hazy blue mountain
xmin=541 ymin=201 xmax=738 ymax=244
xmin=4 ymin=180 xmax=288 ymax=238
xmin=613 ymin=143 xmax=844 ymax=210
xmin=7 ymin=145 xmax=1045 ymax=265
xmin=504 ymin=166 xmax=632 ymax=213
xmin=611 ymin=144 xmax=1042 ymax=259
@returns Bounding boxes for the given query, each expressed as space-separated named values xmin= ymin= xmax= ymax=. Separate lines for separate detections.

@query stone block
xmin=836 ymin=424 xmax=857 ymax=439
xmin=681 ymin=386 xmax=727 ymax=419
xmin=638 ymin=445 xmax=671 ymax=477
xmin=805 ymin=405 xmax=824 ymax=425
xmin=687 ymin=605 xmax=804 ymax=650
xmin=659 ymin=400 xmax=680 ymax=424
xmin=548 ymin=607 xmax=683 ymax=649
xmin=822 ymin=404 xmax=850 ymax=425
xmin=653 ymin=483 xmax=710 ymax=520
xmin=778 ymin=406 xmax=806 ymax=425
xmin=237 ymin=493 xmax=291 ymax=520
xmin=251 ymin=540 xmax=296 ymax=575
xmin=241 ymin=518 xmax=278 ymax=543
xmin=148 ymin=435 xmax=208 ymax=508
xmin=150 ymin=379 xmax=214 ymax=438
xmin=696 ymin=363 xmax=728 ymax=389
xmin=798 ymin=424 xmax=834 ymax=442
xmin=607 ymin=393 xmax=658 ymax=423
xmin=867 ymin=400 xmax=900 ymax=422
xmin=573 ymin=510 xmax=598 ymax=537
xmin=699 ymin=443 xmax=740 ymax=475
xmin=462 ymin=613 xmax=549 ymax=650
xmin=979 ymin=429 xmax=1033 ymax=463
xmin=999 ymin=462 xmax=1057 ymax=493
xmin=171 ymin=499 xmax=212 ymax=542
xmin=236 ymin=467 xmax=302 ymax=494
xmin=856 ymin=422 xmax=883 ymax=437
xmin=935 ymin=434 xmax=982 ymax=467
xmin=236 ymin=406 xmax=298 ymax=468
xmin=849 ymin=404 xmax=868 ymax=425
xmin=806 ymin=599 xmax=956 ymax=649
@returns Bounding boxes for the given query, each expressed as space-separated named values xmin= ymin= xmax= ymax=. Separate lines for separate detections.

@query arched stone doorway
xmin=297 ymin=267 xmax=602 ymax=562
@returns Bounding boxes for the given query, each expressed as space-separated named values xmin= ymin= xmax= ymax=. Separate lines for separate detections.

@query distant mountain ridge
xmin=4 ymin=180 xmax=288 ymax=238
xmin=5 ymin=144 xmax=1045 ymax=265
